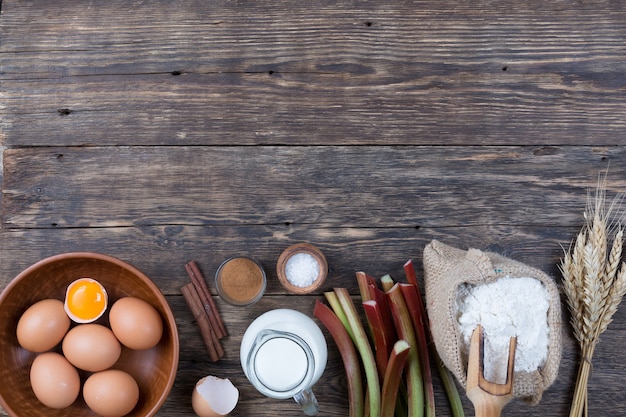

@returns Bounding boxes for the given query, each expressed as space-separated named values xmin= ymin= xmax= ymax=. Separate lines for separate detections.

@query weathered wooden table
xmin=2 ymin=1 xmax=626 ymax=416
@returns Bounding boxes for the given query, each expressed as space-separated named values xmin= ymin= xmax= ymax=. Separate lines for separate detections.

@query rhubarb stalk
xmin=380 ymin=274 xmax=395 ymax=292
xmin=369 ymin=284 xmax=395 ymax=337
xmin=363 ymin=300 xmax=393 ymax=374
xmin=325 ymin=291 xmax=355 ymax=341
xmin=381 ymin=340 xmax=411 ymax=417
xmin=436 ymin=355 xmax=465 ymax=417
xmin=400 ymin=283 xmax=435 ymax=417
xmin=314 ymin=300 xmax=365 ymax=417
xmin=404 ymin=260 xmax=465 ymax=417
xmin=334 ymin=288 xmax=381 ymax=417
xmin=356 ymin=271 xmax=377 ymax=302
xmin=387 ymin=283 xmax=424 ymax=417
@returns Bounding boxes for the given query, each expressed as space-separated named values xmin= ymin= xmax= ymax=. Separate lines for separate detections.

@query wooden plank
xmin=0 ymin=224 xmax=576 ymax=295
xmin=3 ymin=145 xmax=623 ymax=229
xmin=4 ymin=72 xmax=626 ymax=147
xmin=3 ymin=0 xmax=626 ymax=76
xmin=2 ymin=1 xmax=626 ymax=145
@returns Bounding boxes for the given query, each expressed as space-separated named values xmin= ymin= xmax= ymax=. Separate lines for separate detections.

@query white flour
xmin=456 ymin=276 xmax=550 ymax=384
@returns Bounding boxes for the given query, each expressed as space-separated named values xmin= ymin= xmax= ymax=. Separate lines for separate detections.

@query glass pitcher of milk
xmin=240 ymin=309 xmax=327 ymax=416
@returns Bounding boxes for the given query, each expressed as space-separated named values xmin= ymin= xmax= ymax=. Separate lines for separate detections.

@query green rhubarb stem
xmin=381 ymin=340 xmax=411 ymax=417
xmin=436 ymin=355 xmax=465 ymax=417
xmin=357 ymin=271 xmax=377 ymax=302
xmin=335 ymin=288 xmax=382 ymax=417
xmin=399 ymin=283 xmax=435 ymax=417
xmin=314 ymin=300 xmax=365 ymax=417
xmin=403 ymin=261 xmax=465 ymax=417
xmin=325 ymin=291 xmax=355 ymax=342
xmin=387 ymin=283 xmax=424 ymax=417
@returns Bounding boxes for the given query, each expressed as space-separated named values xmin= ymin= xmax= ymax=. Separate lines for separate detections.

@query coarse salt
xmin=456 ymin=276 xmax=550 ymax=384
xmin=285 ymin=252 xmax=320 ymax=288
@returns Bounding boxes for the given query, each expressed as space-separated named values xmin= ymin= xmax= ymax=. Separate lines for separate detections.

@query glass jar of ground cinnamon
xmin=215 ymin=257 xmax=267 ymax=306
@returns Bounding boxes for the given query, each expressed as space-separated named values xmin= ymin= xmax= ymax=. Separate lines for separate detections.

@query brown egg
xmin=17 ymin=299 xmax=70 ymax=352
xmin=30 ymin=352 xmax=80 ymax=409
xmin=83 ymin=369 xmax=139 ymax=417
xmin=62 ymin=323 xmax=121 ymax=372
xmin=109 ymin=297 xmax=163 ymax=350
xmin=191 ymin=376 xmax=239 ymax=417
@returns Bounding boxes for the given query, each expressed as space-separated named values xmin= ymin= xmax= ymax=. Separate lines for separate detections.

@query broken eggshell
xmin=192 ymin=375 xmax=239 ymax=417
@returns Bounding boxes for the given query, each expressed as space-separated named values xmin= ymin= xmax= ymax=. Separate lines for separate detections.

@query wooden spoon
xmin=466 ymin=325 xmax=517 ymax=417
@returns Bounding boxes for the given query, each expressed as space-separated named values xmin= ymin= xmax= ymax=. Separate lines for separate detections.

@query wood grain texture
xmin=0 ymin=224 xmax=575 ymax=296
xmin=2 ymin=0 xmax=626 ymax=416
xmin=3 ymin=145 xmax=624 ymax=229
xmin=2 ymin=0 xmax=626 ymax=145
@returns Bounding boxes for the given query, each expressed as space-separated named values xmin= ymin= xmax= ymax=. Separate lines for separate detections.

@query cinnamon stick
xmin=181 ymin=282 xmax=224 ymax=362
xmin=185 ymin=260 xmax=227 ymax=338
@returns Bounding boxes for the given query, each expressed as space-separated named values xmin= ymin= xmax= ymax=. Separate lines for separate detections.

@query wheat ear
xmin=564 ymin=170 xmax=626 ymax=417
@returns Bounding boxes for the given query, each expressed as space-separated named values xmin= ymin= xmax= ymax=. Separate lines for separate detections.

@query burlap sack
xmin=423 ymin=240 xmax=561 ymax=405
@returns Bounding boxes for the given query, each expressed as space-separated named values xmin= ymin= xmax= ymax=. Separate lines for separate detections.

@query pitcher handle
xmin=293 ymin=387 xmax=319 ymax=416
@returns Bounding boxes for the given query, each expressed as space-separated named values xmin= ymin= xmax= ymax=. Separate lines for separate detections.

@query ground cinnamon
xmin=216 ymin=257 xmax=265 ymax=305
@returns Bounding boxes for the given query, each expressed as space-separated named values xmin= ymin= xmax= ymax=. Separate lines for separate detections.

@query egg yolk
xmin=65 ymin=278 xmax=108 ymax=323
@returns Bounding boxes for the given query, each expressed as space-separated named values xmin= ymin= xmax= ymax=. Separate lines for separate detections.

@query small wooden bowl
xmin=276 ymin=243 xmax=328 ymax=294
xmin=0 ymin=252 xmax=179 ymax=417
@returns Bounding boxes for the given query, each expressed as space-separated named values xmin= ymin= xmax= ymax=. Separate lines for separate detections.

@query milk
xmin=254 ymin=337 xmax=309 ymax=391
xmin=240 ymin=309 xmax=327 ymax=415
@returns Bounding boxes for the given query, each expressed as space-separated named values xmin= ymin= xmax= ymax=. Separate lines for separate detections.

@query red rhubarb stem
xmin=363 ymin=300 xmax=392 ymax=374
xmin=400 ymin=283 xmax=435 ymax=417
xmin=403 ymin=260 xmax=419 ymax=287
xmin=381 ymin=340 xmax=411 ymax=417
xmin=404 ymin=260 xmax=465 ymax=417
xmin=314 ymin=300 xmax=365 ymax=417
xmin=387 ymin=283 xmax=424 ymax=417
xmin=369 ymin=284 xmax=396 ymax=340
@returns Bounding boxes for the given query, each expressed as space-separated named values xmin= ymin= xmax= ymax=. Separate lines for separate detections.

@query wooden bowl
xmin=276 ymin=243 xmax=328 ymax=294
xmin=0 ymin=252 xmax=179 ymax=417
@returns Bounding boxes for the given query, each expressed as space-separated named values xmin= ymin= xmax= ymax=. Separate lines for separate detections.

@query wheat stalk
xmin=560 ymin=171 xmax=626 ymax=417
xmin=604 ymin=229 xmax=623 ymax=289
xmin=560 ymin=232 xmax=587 ymax=345
xmin=598 ymin=264 xmax=626 ymax=336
